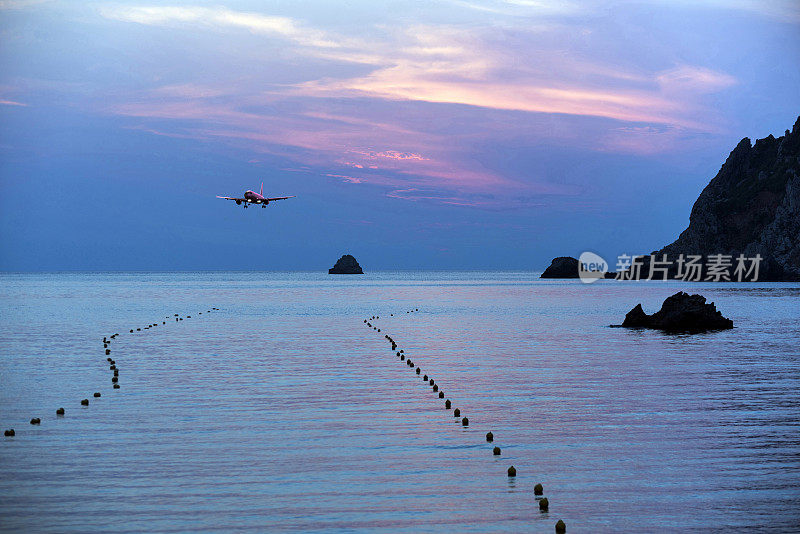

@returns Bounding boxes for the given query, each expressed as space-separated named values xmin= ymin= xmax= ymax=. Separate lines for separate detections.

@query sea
xmin=0 ymin=272 xmax=798 ymax=533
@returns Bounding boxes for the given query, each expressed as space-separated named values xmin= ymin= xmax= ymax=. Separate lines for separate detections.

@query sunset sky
xmin=1 ymin=0 xmax=798 ymax=270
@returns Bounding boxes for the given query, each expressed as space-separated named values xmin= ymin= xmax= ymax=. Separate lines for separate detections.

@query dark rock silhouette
xmin=541 ymin=257 xmax=579 ymax=278
xmin=541 ymin=255 xmax=615 ymax=279
xmin=660 ymin=117 xmax=800 ymax=280
xmin=622 ymin=117 xmax=800 ymax=281
xmin=620 ymin=292 xmax=733 ymax=332
xmin=328 ymin=254 xmax=363 ymax=274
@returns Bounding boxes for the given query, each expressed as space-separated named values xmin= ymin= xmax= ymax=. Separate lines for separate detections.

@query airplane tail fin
xmin=260 ymin=182 xmax=263 ymax=196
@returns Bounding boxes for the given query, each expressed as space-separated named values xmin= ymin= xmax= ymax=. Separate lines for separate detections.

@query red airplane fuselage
xmin=243 ymin=190 xmax=268 ymax=203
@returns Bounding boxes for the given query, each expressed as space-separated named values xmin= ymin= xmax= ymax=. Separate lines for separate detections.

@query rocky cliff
xmin=656 ymin=116 xmax=800 ymax=281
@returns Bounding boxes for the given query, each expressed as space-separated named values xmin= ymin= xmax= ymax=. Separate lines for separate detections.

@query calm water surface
xmin=0 ymin=272 xmax=798 ymax=533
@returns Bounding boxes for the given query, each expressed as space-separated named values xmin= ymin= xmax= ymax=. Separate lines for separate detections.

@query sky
xmin=0 ymin=0 xmax=798 ymax=271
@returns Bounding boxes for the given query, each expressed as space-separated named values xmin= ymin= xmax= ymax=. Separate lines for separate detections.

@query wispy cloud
xmin=0 ymin=0 xmax=52 ymax=9
xmin=100 ymin=5 xmax=348 ymax=49
xmin=91 ymin=3 xmax=745 ymax=206
xmin=100 ymin=7 xmax=735 ymax=130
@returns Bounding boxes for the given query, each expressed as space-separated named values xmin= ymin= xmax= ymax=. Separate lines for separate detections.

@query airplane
xmin=216 ymin=183 xmax=295 ymax=208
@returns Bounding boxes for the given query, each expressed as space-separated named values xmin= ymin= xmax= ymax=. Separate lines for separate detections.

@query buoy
xmin=462 ymin=417 xmax=469 ymax=426
xmin=429 ymin=379 xmax=434 ymax=386
xmin=107 ymin=357 xmax=112 ymax=362
xmin=399 ymin=350 xmax=404 ymax=353
xmin=93 ymin=392 xmax=101 ymax=398
xmin=438 ymin=392 xmax=444 ymax=398
xmin=539 ymin=498 xmax=549 ymax=512
xmin=415 ymin=368 xmax=420 ymax=375
xmin=104 ymin=343 xmax=107 ymax=348
xmin=445 ymin=400 xmax=451 ymax=409
xmin=56 ymin=407 xmax=65 ymax=416
xmin=534 ymin=483 xmax=543 ymax=496
xmin=433 ymin=385 xmax=438 ymax=392
xmin=423 ymin=374 xmax=428 ymax=381
xmin=30 ymin=418 xmax=40 ymax=425
xmin=110 ymin=365 xmax=116 ymax=370
xmin=113 ymin=370 xmax=118 ymax=376
xmin=453 ymin=408 xmax=460 ymax=417
xmin=113 ymin=384 xmax=120 ymax=389
xmin=486 ymin=432 xmax=493 ymax=442
xmin=555 ymin=519 xmax=566 ymax=533
xmin=112 ymin=376 xmax=118 ymax=383
xmin=130 ymin=329 xmax=133 ymax=333
xmin=493 ymin=446 xmax=501 ymax=455
xmin=507 ymin=466 xmax=516 ymax=477
xmin=81 ymin=399 xmax=89 ymax=406
xmin=401 ymin=355 xmax=405 ymax=360
xmin=3 ymin=429 xmax=14 ymax=437
xmin=105 ymin=349 xmax=110 ymax=355
xmin=162 ymin=321 xmax=165 ymax=324
xmin=137 ymin=328 xmax=141 ymax=331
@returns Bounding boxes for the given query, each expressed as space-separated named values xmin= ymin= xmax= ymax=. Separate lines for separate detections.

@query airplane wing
xmin=265 ymin=196 xmax=296 ymax=201
xmin=216 ymin=196 xmax=245 ymax=201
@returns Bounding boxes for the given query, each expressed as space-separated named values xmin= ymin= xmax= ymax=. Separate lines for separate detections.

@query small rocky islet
xmin=617 ymin=291 xmax=733 ymax=333
xmin=328 ymin=254 xmax=363 ymax=274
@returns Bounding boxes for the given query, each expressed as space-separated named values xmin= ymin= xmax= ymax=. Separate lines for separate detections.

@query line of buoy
xmin=365 ymin=310 xmax=565 ymax=532
xmin=5 ymin=307 xmax=219 ymax=439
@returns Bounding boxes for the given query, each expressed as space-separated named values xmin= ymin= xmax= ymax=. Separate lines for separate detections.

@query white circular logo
xmin=578 ymin=251 xmax=608 ymax=283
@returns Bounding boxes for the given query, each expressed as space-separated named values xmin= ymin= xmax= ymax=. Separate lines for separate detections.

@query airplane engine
xmin=235 ymin=199 xmax=242 ymax=205
xmin=265 ymin=200 xmax=269 ymax=205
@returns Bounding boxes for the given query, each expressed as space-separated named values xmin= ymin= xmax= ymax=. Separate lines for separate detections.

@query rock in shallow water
xmin=620 ymin=291 xmax=733 ymax=333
